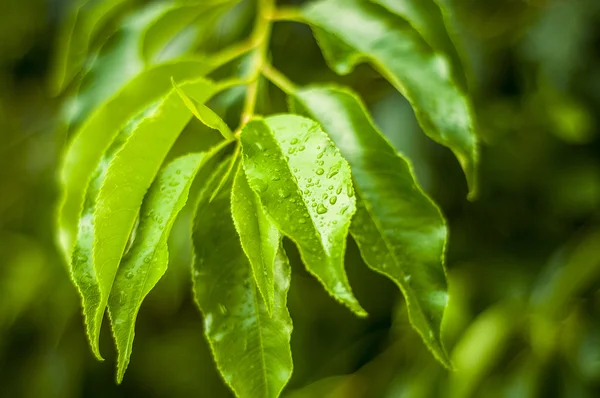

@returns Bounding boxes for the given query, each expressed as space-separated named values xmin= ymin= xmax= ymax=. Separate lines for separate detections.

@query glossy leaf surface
xmin=193 ymin=170 xmax=293 ymax=398
xmin=70 ymin=103 xmax=156 ymax=360
xmin=371 ymin=0 xmax=466 ymax=88
xmin=304 ymin=0 xmax=478 ymax=196
xmin=293 ymin=86 xmax=450 ymax=366
xmin=72 ymin=78 xmax=219 ymax=357
xmin=240 ymin=115 xmax=365 ymax=317
xmin=231 ymin=163 xmax=279 ymax=313
xmin=107 ymin=151 xmax=221 ymax=382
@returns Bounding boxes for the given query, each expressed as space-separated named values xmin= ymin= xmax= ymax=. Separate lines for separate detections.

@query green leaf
xmin=231 ymin=163 xmax=279 ymax=314
xmin=65 ymin=2 xmax=172 ymax=126
xmin=141 ymin=0 xmax=238 ymax=63
xmin=370 ymin=0 xmax=466 ymax=88
xmin=57 ymin=58 xmax=218 ymax=260
xmin=192 ymin=169 xmax=293 ymax=398
xmin=70 ymin=102 xmax=160 ymax=360
xmin=303 ymin=0 xmax=478 ymax=197
xmin=71 ymin=77 xmax=220 ymax=358
xmin=50 ymin=0 xmax=132 ymax=95
xmin=240 ymin=115 xmax=366 ymax=317
xmin=107 ymin=148 xmax=228 ymax=383
xmin=172 ymin=77 xmax=235 ymax=141
xmin=292 ymin=86 xmax=451 ymax=367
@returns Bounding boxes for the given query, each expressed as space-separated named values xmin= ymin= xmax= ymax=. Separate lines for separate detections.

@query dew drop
xmin=255 ymin=179 xmax=268 ymax=192
xmin=175 ymin=169 xmax=181 ymax=175
xmin=336 ymin=185 xmax=343 ymax=195
xmin=316 ymin=168 xmax=324 ymax=175
xmin=298 ymin=145 xmax=305 ymax=151
xmin=291 ymin=138 xmax=299 ymax=145
xmin=316 ymin=204 xmax=328 ymax=214
xmin=347 ymin=181 xmax=355 ymax=197
xmin=144 ymin=256 xmax=151 ymax=263
xmin=126 ymin=271 xmax=134 ymax=279
xmin=271 ymin=176 xmax=281 ymax=181
xmin=299 ymin=218 xmax=306 ymax=224
xmin=329 ymin=195 xmax=338 ymax=205
xmin=327 ymin=166 xmax=340 ymax=179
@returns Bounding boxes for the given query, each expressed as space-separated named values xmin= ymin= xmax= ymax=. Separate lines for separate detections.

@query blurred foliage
xmin=1 ymin=0 xmax=600 ymax=397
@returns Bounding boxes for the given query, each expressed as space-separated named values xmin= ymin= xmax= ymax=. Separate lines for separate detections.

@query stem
xmin=261 ymin=63 xmax=297 ymax=94
xmin=209 ymin=143 xmax=241 ymax=202
xmin=269 ymin=6 xmax=305 ymax=23
xmin=210 ymin=37 xmax=259 ymax=68
xmin=239 ymin=0 xmax=275 ymax=128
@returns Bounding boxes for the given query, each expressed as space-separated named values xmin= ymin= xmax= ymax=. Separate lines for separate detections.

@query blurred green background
xmin=1 ymin=0 xmax=600 ymax=397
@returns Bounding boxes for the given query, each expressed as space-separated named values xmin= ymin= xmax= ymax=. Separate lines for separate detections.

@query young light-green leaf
xmin=172 ymin=78 xmax=235 ymax=141
xmin=57 ymin=59 xmax=218 ymax=259
xmin=240 ymin=115 xmax=366 ymax=317
xmin=73 ymin=78 xmax=219 ymax=358
xmin=107 ymin=149 xmax=227 ymax=383
xmin=70 ymin=103 xmax=160 ymax=360
xmin=193 ymin=172 xmax=293 ymax=398
xmin=231 ymin=163 xmax=279 ymax=314
xmin=304 ymin=0 xmax=478 ymax=197
xmin=293 ymin=86 xmax=451 ymax=367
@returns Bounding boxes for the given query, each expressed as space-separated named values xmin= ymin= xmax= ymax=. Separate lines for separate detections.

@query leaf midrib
xmin=352 ymin=182 xmax=442 ymax=348
xmin=261 ymin=124 xmax=330 ymax=258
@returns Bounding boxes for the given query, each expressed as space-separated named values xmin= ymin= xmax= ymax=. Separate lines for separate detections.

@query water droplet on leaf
xmin=316 ymin=204 xmax=328 ymax=214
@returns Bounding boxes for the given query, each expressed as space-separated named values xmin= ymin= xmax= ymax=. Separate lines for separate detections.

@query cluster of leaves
xmin=55 ymin=0 xmax=478 ymax=396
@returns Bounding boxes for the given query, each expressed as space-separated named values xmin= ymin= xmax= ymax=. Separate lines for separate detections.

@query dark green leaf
xmin=371 ymin=0 xmax=466 ymax=88
xmin=50 ymin=0 xmax=132 ymax=94
xmin=141 ymin=0 xmax=239 ymax=63
xmin=65 ymin=3 xmax=172 ymax=126
xmin=240 ymin=115 xmax=366 ymax=317
xmin=193 ymin=170 xmax=293 ymax=398
xmin=293 ymin=85 xmax=450 ymax=366
xmin=304 ymin=0 xmax=478 ymax=197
